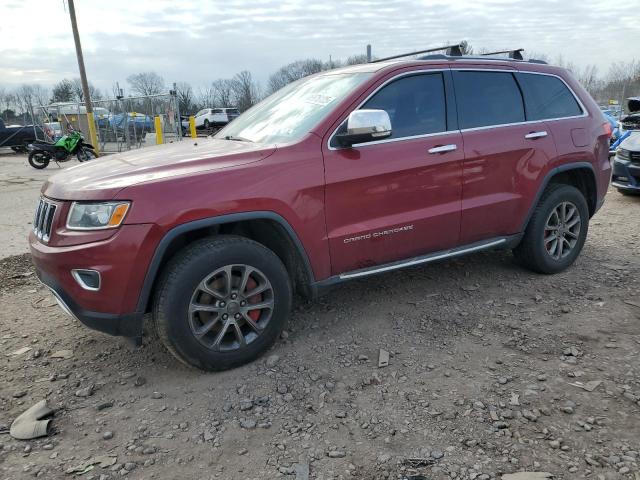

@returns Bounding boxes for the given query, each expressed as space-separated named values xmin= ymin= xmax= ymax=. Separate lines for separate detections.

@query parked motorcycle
xmin=28 ymin=129 xmax=97 ymax=169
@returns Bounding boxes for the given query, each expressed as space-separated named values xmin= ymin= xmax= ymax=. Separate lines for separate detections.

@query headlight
xmin=66 ymin=201 xmax=130 ymax=230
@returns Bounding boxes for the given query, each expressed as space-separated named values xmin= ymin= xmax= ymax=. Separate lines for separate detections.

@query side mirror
xmin=335 ymin=109 xmax=392 ymax=147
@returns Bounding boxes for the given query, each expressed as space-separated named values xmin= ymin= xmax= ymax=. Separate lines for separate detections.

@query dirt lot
xmin=0 ymin=149 xmax=70 ymax=258
xmin=0 ymin=156 xmax=639 ymax=479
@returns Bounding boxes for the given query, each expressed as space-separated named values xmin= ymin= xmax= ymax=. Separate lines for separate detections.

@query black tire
xmin=28 ymin=150 xmax=50 ymax=169
xmin=513 ymin=184 xmax=589 ymax=274
xmin=203 ymin=119 xmax=210 ymax=129
xmin=76 ymin=148 xmax=97 ymax=162
xmin=153 ymin=236 xmax=292 ymax=371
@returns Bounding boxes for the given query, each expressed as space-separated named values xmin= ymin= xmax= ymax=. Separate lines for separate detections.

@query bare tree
xmin=211 ymin=79 xmax=235 ymax=107
xmin=196 ymin=85 xmax=216 ymax=110
xmin=346 ymin=54 xmax=369 ymax=65
xmin=175 ymin=81 xmax=194 ymax=114
xmin=267 ymin=59 xmax=324 ymax=93
xmin=126 ymin=72 xmax=165 ymax=96
xmin=576 ymin=65 xmax=600 ymax=96
xmin=231 ymin=71 xmax=260 ymax=112
xmin=70 ymin=78 xmax=102 ymax=102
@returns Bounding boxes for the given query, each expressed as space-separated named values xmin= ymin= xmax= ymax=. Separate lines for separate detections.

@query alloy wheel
xmin=543 ymin=201 xmax=581 ymax=260
xmin=188 ymin=264 xmax=274 ymax=351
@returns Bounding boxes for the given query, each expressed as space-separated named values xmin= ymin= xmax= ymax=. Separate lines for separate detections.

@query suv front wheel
xmin=514 ymin=184 xmax=589 ymax=274
xmin=153 ymin=236 xmax=292 ymax=371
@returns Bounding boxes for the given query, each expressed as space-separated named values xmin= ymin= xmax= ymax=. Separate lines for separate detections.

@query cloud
xmin=0 ymin=0 xmax=638 ymax=94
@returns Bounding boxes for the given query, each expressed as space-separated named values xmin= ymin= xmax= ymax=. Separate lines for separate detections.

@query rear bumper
xmin=36 ymin=268 xmax=143 ymax=337
xmin=612 ymin=156 xmax=640 ymax=191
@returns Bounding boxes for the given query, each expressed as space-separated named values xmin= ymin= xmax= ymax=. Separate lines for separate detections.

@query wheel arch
xmin=136 ymin=212 xmax=315 ymax=314
xmin=521 ymin=162 xmax=598 ymax=232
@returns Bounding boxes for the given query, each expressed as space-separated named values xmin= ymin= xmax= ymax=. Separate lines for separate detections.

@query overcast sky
xmin=1 ymin=0 xmax=638 ymax=95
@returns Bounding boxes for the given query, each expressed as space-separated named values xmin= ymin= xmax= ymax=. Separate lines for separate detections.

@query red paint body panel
xmin=459 ymin=122 xmax=557 ymax=243
xmin=323 ymin=132 xmax=463 ymax=273
xmin=29 ymin=58 xmax=611 ymax=327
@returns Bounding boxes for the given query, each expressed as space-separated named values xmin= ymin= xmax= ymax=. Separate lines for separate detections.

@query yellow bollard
xmin=154 ymin=116 xmax=163 ymax=145
xmin=189 ymin=116 xmax=197 ymax=139
xmin=86 ymin=111 xmax=100 ymax=156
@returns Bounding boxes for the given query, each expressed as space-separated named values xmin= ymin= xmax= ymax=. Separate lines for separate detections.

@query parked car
xmin=612 ymin=134 xmax=640 ymax=194
xmin=602 ymin=111 xmax=620 ymax=148
xmin=96 ymin=113 xmax=154 ymax=141
xmin=30 ymin=53 xmax=611 ymax=371
xmin=611 ymin=98 xmax=640 ymax=195
xmin=194 ymin=107 xmax=240 ymax=129
xmin=0 ymin=119 xmax=41 ymax=152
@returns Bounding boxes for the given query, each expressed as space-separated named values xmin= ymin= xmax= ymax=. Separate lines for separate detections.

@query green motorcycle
xmin=28 ymin=130 xmax=97 ymax=169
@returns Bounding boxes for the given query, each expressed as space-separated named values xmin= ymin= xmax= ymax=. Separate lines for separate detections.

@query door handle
xmin=524 ymin=131 xmax=548 ymax=139
xmin=428 ymin=144 xmax=457 ymax=154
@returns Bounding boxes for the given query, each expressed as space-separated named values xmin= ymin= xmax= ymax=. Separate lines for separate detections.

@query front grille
xmin=617 ymin=149 xmax=630 ymax=161
xmin=631 ymin=151 xmax=640 ymax=165
xmin=33 ymin=198 xmax=57 ymax=242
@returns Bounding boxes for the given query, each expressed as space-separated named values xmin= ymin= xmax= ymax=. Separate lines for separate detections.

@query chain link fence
xmin=31 ymin=93 xmax=182 ymax=154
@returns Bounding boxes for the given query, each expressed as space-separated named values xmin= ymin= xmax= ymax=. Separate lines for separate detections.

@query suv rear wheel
xmin=514 ymin=184 xmax=589 ymax=274
xmin=153 ymin=236 xmax=291 ymax=371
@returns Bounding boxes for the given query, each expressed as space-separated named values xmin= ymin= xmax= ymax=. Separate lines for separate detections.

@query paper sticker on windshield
xmin=304 ymin=94 xmax=335 ymax=106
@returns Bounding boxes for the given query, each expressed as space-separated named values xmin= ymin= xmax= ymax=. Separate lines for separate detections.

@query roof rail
xmin=370 ymin=44 xmax=463 ymax=63
xmin=481 ymin=48 xmax=525 ymax=60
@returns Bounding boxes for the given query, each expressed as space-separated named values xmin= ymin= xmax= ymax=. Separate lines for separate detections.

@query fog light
xmin=71 ymin=269 xmax=101 ymax=291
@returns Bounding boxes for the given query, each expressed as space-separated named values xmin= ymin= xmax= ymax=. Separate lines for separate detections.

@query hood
xmin=620 ymin=131 xmax=640 ymax=152
xmin=43 ymin=138 xmax=276 ymax=200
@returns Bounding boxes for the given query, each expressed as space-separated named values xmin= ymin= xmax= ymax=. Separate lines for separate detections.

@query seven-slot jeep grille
xmin=33 ymin=198 xmax=57 ymax=242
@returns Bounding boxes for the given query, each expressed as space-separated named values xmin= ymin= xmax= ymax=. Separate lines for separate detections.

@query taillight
xmin=603 ymin=122 xmax=613 ymax=138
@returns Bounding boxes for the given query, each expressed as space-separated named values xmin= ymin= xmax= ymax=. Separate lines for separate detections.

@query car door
xmin=322 ymin=70 xmax=463 ymax=275
xmin=452 ymin=69 xmax=558 ymax=244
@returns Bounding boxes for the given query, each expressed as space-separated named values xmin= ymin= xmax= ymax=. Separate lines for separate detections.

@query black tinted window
xmin=518 ymin=73 xmax=582 ymax=120
xmin=453 ymin=71 xmax=525 ymax=129
xmin=362 ymin=73 xmax=447 ymax=139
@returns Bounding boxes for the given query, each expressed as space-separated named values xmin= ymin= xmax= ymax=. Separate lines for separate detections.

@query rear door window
xmin=453 ymin=71 xmax=525 ymax=129
xmin=362 ymin=73 xmax=447 ymax=139
xmin=517 ymin=73 xmax=583 ymax=120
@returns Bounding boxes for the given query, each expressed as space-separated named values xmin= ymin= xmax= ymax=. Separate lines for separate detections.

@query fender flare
xmin=135 ymin=211 xmax=315 ymax=313
xmin=520 ymin=161 xmax=597 ymax=232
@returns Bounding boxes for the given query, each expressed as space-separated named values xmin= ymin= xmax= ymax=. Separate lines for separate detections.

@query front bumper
xmin=612 ymin=155 xmax=640 ymax=191
xmin=29 ymin=223 xmax=158 ymax=338
xmin=36 ymin=268 xmax=143 ymax=337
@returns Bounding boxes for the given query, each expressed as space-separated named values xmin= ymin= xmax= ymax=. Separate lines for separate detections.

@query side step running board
xmin=339 ymin=237 xmax=508 ymax=280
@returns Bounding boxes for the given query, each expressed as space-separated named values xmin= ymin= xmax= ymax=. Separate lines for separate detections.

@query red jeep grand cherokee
xmin=30 ymin=53 xmax=611 ymax=370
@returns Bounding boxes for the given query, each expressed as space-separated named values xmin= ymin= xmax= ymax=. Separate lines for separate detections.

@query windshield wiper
xmin=224 ymin=135 xmax=253 ymax=142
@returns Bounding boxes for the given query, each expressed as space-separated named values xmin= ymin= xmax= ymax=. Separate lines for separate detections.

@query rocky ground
xmin=1 ymin=186 xmax=639 ymax=480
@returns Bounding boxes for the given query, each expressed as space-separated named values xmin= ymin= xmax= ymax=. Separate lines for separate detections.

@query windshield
xmin=216 ymin=72 xmax=372 ymax=144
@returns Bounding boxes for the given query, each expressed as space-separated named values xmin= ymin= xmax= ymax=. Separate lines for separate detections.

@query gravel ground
xmin=0 ymin=179 xmax=639 ymax=480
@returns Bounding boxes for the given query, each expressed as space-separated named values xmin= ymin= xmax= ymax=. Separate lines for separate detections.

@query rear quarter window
xmin=452 ymin=71 xmax=525 ymax=129
xmin=518 ymin=73 xmax=583 ymax=120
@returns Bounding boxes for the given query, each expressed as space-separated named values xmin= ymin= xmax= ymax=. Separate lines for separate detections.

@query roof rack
xmin=370 ymin=44 xmax=463 ymax=63
xmin=481 ymin=48 xmax=525 ymax=60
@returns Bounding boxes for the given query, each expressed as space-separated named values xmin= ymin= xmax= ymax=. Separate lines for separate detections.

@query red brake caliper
xmin=245 ymin=277 xmax=261 ymax=321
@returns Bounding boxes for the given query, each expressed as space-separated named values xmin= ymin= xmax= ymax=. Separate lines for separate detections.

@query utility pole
xmin=366 ymin=44 xmax=372 ymax=62
xmin=67 ymin=0 xmax=99 ymax=154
